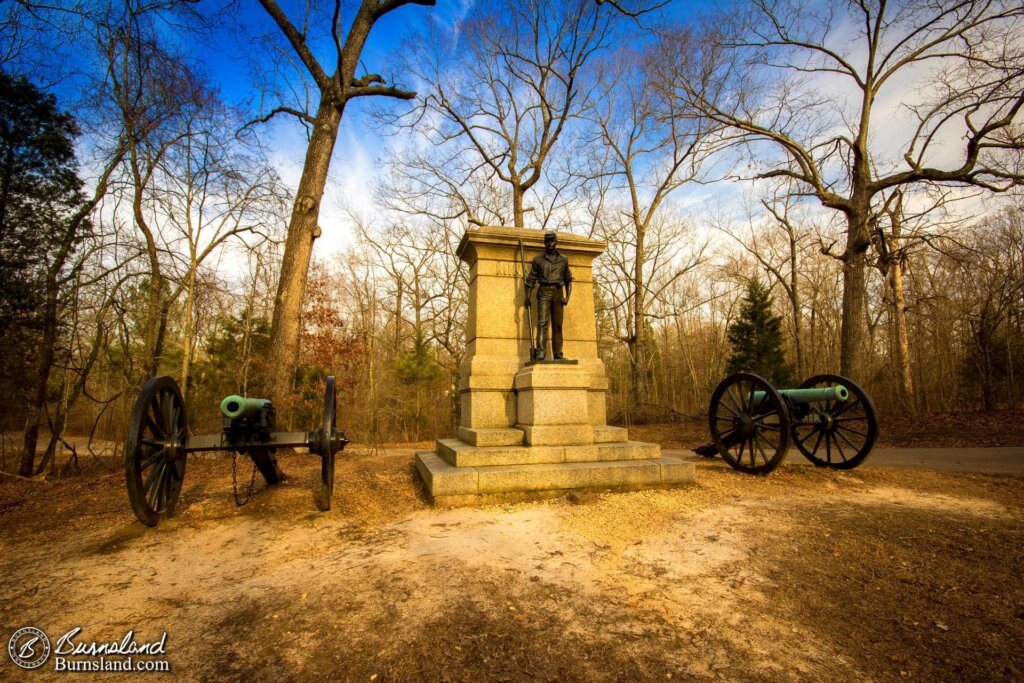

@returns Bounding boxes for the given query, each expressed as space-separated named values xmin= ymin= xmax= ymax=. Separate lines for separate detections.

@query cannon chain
xmin=125 ymin=376 xmax=349 ymax=526
xmin=699 ymin=372 xmax=878 ymax=475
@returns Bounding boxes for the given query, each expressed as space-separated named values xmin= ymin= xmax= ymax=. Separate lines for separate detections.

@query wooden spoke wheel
xmin=709 ymin=372 xmax=791 ymax=475
xmin=125 ymin=376 xmax=188 ymax=526
xmin=314 ymin=376 xmax=338 ymax=511
xmin=792 ymin=374 xmax=878 ymax=469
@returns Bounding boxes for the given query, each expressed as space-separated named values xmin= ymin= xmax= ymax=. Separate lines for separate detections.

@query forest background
xmin=2 ymin=0 xmax=1023 ymax=477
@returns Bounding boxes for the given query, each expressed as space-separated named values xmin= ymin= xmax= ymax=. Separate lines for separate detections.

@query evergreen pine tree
xmin=726 ymin=279 xmax=796 ymax=387
xmin=0 ymin=71 xmax=85 ymax=392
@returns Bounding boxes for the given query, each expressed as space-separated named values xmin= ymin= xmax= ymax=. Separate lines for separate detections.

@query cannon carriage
xmin=124 ymin=376 xmax=348 ymax=526
xmin=699 ymin=372 xmax=879 ymax=475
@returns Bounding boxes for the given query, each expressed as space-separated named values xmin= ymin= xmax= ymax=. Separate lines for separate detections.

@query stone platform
xmin=415 ymin=426 xmax=694 ymax=506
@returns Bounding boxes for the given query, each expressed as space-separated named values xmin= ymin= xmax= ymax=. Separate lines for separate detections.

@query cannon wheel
xmin=314 ymin=376 xmax=338 ymax=511
xmin=126 ymin=377 xmax=188 ymax=526
xmin=709 ymin=372 xmax=791 ymax=475
xmin=792 ymin=374 xmax=878 ymax=469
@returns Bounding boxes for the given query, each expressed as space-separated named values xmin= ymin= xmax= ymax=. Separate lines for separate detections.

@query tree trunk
xmin=512 ymin=185 xmax=525 ymax=228
xmin=19 ymin=278 xmax=59 ymax=476
xmin=788 ymin=233 xmax=804 ymax=378
xmin=129 ymin=145 xmax=168 ymax=379
xmin=631 ymin=229 xmax=649 ymax=409
xmin=981 ymin=346 xmax=993 ymax=412
xmin=977 ymin=321 xmax=995 ymax=412
xmin=840 ymin=212 xmax=871 ymax=380
xmin=809 ymin=305 xmax=817 ymax=375
xmin=40 ymin=396 xmax=67 ymax=476
xmin=394 ymin=275 xmax=403 ymax=351
xmin=142 ymin=270 xmax=166 ymax=377
xmin=266 ymin=97 xmax=343 ymax=400
xmin=36 ymin=311 xmax=107 ymax=475
xmin=889 ymin=259 xmax=915 ymax=412
xmin=149 ymin=298 xmax=172 ymax=377
xmin=179 ymin=269 xmax=196 ymax=396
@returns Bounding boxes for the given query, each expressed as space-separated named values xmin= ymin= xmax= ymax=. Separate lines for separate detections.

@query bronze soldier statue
xmin=525 ymin=230 xmax=573 ymax=361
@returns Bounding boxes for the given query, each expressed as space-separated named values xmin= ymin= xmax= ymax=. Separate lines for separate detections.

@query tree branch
xmin=372 ymin=0 xmax=436 ymax=20
xmin=239 ymin=106 xmax=317 ymax=131
xmin=346 ymin=85 xmax=417 ymax=101
xmin=257 ymin=0 xmax=331 ymax=91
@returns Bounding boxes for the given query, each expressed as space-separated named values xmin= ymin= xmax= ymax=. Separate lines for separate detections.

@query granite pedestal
xmin=415 ymin=226 xmax=693 ymax=505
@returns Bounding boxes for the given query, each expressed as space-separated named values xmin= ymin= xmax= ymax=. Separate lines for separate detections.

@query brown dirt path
xmin=1 ymin=452 xmax=1021 ymax=681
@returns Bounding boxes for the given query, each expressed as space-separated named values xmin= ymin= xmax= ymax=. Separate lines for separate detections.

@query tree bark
xmin=129 ymin=146 xmax=169 ymax=378
xmin=179 ymin=269 xmax=196 ymax=396
xmin=512 ymin=185 xmax=525 ymax=228
xmin=631 ymin=228 xmax=649 ymax=408
xmin=889 ymin=258 xmax=915 ymax=411
xmin=840 ymin=210 xmax=871 ymax=380
xmin=19 ymin=281 xmax=59 ymax=476
xmin=788 ymin=231 xmax=804 ymax=378
xmin=266 ymin=97 xmax=343 ymax=398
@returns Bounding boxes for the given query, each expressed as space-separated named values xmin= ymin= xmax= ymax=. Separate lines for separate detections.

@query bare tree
xmin=945 ymin=205 xmax=1024 ymax=410
xmin=152 ymin=106 xmax=289 ymax=395
xmin=869 ymin=186 xmax=976 ymax=409
xmin=0 ymin=0 xmax=89 ymax=76
xmin=33 ymin=260 xmax=136 ymax=475
xmin=393 ymin=0 xmax=618 ymax=228
xmin=253 ymin=0 xmax=435 ymax=402
xmin=92 ymin=2 xmax=211 ymax=377
xmin=588 ymin=45 xmax=713 ymax=410
xmin=660 ymin=0 xmax=1024 ymax=379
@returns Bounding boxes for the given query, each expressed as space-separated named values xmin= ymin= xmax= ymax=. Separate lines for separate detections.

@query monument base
xmin=525 ymin=358 xmax=578 ymax=366
xmin=414 ymin=427 xmax=694 ymax=506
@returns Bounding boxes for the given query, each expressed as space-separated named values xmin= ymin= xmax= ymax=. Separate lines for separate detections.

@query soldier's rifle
xmin=518 ymin=239 xmax=537 ymax=361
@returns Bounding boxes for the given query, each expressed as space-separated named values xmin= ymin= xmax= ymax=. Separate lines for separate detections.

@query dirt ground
xmin=1 ymin=448 xmax=1022 ymax=682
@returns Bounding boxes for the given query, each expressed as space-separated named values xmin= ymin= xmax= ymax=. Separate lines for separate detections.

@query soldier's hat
xmin=543 ymin=229 xmax=557 ymax=240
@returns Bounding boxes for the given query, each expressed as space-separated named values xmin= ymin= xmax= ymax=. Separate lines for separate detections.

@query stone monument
xmin=415 ymin=226 xmax=694 ymax=505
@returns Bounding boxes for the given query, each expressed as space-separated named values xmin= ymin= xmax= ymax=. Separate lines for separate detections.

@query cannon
xmin=125 ymin=376 xmax=349 ymax=526
xmin=696 ymin=372 xmax=878 ymax=475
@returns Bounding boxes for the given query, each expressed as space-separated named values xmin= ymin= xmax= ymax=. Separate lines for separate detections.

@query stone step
xmin=436 ymin=439 xmax=562 ymax=467
xmin=593 ymin=425 xmax=629 ymax=443
xmin=567 ymin=441 xmax=661 ymax=463
xmin=415 ymin=451 xmax=694 ymax=506
xmin=435 ymin=438 xmax=660 ymax=468
xmin=453 ymin=425 xmax=627 ymax=447
xmin=457 ymin=427 xmax=525 ymax=447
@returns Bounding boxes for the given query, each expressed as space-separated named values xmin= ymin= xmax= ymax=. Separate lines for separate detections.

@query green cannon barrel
xmin=219 ymin=395 xmax=272 ymax=419
xmin=752 ymin=385 xmax=849 ymax=405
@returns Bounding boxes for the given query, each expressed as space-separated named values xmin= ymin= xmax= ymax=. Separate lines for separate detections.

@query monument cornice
xmin=457 ymin=225 xmax=607 ymax=263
